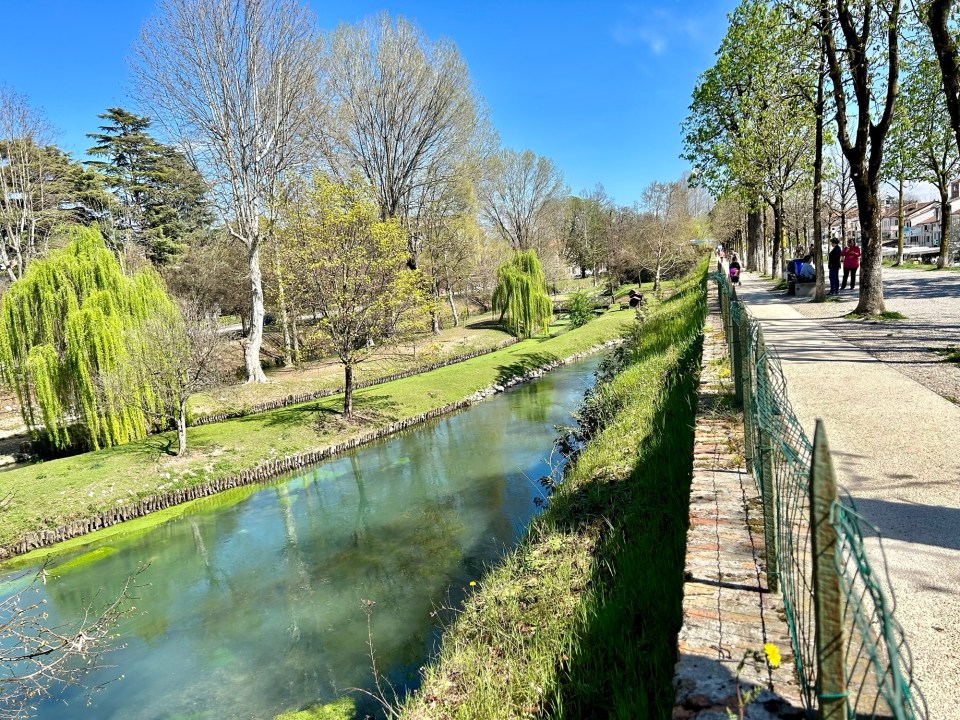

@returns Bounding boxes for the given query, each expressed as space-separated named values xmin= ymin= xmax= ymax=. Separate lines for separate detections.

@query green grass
xmin=933 ymin=346 xmax=960 ymax=366
xmin=190 ymin=323 xmax=512 ymax=418
xmin=844 ymin=310 xmax=906 ymax=321
xmin=882 ymin=258 xmax=959 ymax=272
xmin=272 ymin=697 xmax=355 ymax=720
xmin=398 ymin=262 xmax=706 ymax=720
xmin=0 ymin=309 xmax=636 ymax=554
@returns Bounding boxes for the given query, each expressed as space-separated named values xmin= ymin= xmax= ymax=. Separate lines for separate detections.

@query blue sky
xmin=0 ymin=0 xmax=736 ymax=206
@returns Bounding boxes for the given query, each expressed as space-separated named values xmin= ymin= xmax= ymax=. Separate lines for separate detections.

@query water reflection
xmin=5 ymin=355 xmax=602 ymax=720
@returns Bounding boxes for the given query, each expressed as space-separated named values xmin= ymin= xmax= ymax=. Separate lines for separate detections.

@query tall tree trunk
xmin=274 ymin=252 xmax=292 ymax=366
xmin=343 ymin=363 xmax=353 ymax=417
xmin=431 ymin=281 xmax=442 ymax=334
xmin=771 ymin=197 xmax=784 ymax=279
xmin=852 ymin=182 xmax=885 ymax=314
xmin=177 ymin=396 xmax=188 ymax=456
xmin=654 ymin=262 xmax=662 ymax=291
xmin=447 ymin=284 xmax=460 ymax=327
xmin=814 ymin=54 xmax=826 ymax=302
xmin=896 ymin=177 xmax=905 ymax=266
xmin=938 ymin=185 xmax=951 ymax=269
xmin=762 ymin=207 xmax=769 ymax=274
xmin=244 ymin=242 xmax=269 ymax=383
xmin=291 ymin=316 xmax=300 ymax=361
xmin=747 ymin=208 xmax=761 ymax=272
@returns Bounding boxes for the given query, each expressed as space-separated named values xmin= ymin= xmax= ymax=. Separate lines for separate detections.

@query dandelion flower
xmin=469 ymin=581 xmax=476 ymax=587
xmin=763 ymin=643 xmax=781 ymax=669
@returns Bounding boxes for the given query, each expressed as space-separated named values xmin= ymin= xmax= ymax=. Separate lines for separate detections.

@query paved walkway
xmin=735 ymin=271 xmax=960 ymax=718
xmin=673 ymin=284 xmax=803 ymax=720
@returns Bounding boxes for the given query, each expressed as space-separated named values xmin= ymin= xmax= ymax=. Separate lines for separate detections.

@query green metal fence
xmin=713 ymin=269 xmax=926 ymax=720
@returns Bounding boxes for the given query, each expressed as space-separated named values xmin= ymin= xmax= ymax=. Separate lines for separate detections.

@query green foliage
xmin=566 ymin=291 xmax=595 ymax=328
xmin=276 ymin=173 xmax=432 ymax=414
xmin=492 ymin=249 xmax=552 ymax=338
xmin=399 ymin=262 xmax=708 ymax=719
xmin=87 ymin=107 xmax=210 ymax=264
xmin=0 ymin=224 xmax=180 ymax=450
xmin=273 ymin=697 xmax=356 ymax=720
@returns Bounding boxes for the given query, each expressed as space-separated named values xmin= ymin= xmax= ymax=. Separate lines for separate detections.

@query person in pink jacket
xmin=841 ymin=239 xmax=861 ymax=291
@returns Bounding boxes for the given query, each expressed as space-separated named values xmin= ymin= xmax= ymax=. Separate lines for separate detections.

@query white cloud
xmin=611 ymin=5 xmax=706 ymax=56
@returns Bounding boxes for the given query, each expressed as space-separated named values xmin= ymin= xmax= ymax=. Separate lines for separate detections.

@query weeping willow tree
xmin=0 ymin=224 xmax=180 ymax=450
xmin=492 ymin=249 xmax=552 ymax=338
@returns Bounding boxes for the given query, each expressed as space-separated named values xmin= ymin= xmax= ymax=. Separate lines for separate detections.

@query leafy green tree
xmin=566 ymin=291 xmax=594 ymax=329
xmin=881 ymin=104 xmax=912 ymax=266
xmin=0 ymin=225 xmax=181 ymax=451
xmin=901 ymin=53 xmax=960 ymax=268
xmin=684 ymin=0 xmax=815 ymax=278
xmin=86 ymin=107 xmax=209 ymax=264
xmin=924 ymin=0 xmax=960 ymax=153
xmin=819 ymin=0 xmax=903 ymax=313
xmin=492 ymin=249 xmax=552 ymax=338
xmin=276 ymin=174 xmax=430 ymax=416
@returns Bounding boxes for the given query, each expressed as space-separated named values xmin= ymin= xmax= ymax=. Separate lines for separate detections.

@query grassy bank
xmin=398 ymin=264 xmax=706 ymax=719
xmin=189 ymin=321 xmax=512 ymax=419
xmin=0 ymin=307 xmax=639 ymax=554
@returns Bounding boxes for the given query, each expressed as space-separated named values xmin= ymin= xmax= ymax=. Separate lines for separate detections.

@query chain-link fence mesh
xmin=713 ymin=270 xmax=926 ymax=720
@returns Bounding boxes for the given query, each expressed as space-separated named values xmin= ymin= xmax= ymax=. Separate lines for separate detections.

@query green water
xmin=1 ymin=354 xmax=602 ymax=720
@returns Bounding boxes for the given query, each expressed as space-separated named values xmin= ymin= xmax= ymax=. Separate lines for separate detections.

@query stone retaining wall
xmin=0 ymin=339 xmax=620 ymax=561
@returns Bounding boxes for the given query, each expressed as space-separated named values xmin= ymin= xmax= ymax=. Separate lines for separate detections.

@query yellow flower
xmin=469 ymin=581 xmax=476 ymax=587
xmin=763 ymin=643 xmax=781 ymax=669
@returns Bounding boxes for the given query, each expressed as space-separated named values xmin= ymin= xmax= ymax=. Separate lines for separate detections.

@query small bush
xmin=567 ymin=291 xmax=595 ymax=328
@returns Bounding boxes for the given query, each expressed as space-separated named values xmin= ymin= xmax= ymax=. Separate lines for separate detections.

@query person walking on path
xmin=841 ymin=239 xmax=861 ymax=291
xmin=828 ymin=238 xmax=842 ymax=295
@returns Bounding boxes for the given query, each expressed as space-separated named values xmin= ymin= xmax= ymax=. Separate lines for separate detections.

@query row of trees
xmin=684 ymin=0 xmax=960 ymax=313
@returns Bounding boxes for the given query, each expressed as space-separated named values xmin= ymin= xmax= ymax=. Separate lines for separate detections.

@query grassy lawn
xmin=399 ymin=264 xmax=706 ymax=719
xmin=189 ymin=319 xmax=512 ymax=418
xmin=882 ymin=258 xmax=960 ymax=272
xmin=0 ymin=307 xmax=638 ymax=553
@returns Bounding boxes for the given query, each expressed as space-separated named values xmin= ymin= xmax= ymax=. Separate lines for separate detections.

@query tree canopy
xmin=0 ymin=225 xmax=181 ymax=450
xmin=492 ymin=249 xmax=552 ymax=339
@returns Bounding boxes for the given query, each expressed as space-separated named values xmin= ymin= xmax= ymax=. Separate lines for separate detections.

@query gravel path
xmin=735 ymin=270 xmax=960 ymax=717
xmin=773 ymin=268 xmax=960 ymax=403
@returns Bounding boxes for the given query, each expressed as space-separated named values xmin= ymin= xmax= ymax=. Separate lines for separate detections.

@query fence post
xmin=739 ymin=314 xmax=754 ymax=473
xmin=756 ymin=329 xmax=780 ymax=594
xmin=810 ymin=420 xmax=847 ymax=720
xmin=730 ymin=298 xmax=744 ymax=405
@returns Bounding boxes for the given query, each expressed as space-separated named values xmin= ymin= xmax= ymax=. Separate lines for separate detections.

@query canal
xmin=0 ymin=354 xmax=603 ymax=719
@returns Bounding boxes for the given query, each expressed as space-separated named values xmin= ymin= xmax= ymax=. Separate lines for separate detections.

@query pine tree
xmin=492 ymin=250 xmax=552 ymax=338
xmin=0 ymin=224 xmax=181 ymax=450
xmin=87 ymin=108 xmax=208 ymax=264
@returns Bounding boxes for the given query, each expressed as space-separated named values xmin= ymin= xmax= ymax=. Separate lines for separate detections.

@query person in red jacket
xmin=841 ymin=239 xmax=861 ymax=291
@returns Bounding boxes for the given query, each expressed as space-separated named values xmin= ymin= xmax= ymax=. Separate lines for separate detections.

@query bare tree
xmin=1 ymin=568 xmax=141 ymax=719
xmin=131 ymin=301 xmax=223 ymax=455
xmin=321 ymin=13 xmax=489 ymax=269
xmin=638 ymin=180 xmax=696 ymax=291
xmin=133 ymin=0 xmax=320 ymax=383
xmin=478 ymin=148 xmax=566 ymax=252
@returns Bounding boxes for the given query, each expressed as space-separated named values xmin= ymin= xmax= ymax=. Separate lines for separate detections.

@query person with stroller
xmin=728 ymin=253 xmax=741 ymax=285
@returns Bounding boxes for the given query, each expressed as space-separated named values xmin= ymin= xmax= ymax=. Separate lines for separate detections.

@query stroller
xmin=729 ymin=265 xmax=741 ymax=285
